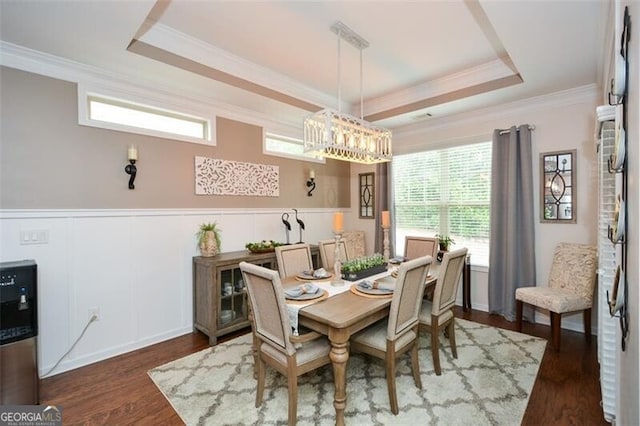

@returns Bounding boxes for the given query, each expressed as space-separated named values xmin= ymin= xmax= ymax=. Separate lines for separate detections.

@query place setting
xmin=295 ymin=267 xmax=333 ymax=282
xmin=284 ymin=282 xmax=328 ymax=304
xmin=350 ymin=275 xmax=396 ymax=298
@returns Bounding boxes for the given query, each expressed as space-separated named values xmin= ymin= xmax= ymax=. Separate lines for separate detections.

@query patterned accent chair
xmin=275 ymin=243 xmax=313 ymax=278
xmin=418 ymin=248 xmax=468 ymax=375
xmin=239 ymin=262 xmax=331 ymax=426
xmin=515 ymin=243 xmax=597 ymax=351
xmin=350 ymin=256 xmax=433 ymax=415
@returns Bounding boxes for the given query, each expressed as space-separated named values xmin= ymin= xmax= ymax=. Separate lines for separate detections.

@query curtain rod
xmin=499 ymin=125 xmax=536 ymax=135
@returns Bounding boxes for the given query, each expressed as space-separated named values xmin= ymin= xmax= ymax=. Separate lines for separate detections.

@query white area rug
xmin=149 ymin=319 xmax=546 ymax=425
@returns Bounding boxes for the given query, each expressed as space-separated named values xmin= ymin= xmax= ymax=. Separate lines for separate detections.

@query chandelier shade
xmin=303 ymin=21 xmax=392 ymax=164
xmin=304 ymin=108 xmax=392 ymax=164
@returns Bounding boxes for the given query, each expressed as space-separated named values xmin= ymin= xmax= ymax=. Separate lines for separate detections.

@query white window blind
xmin=393 ymin=141 xmax=492 ymax=266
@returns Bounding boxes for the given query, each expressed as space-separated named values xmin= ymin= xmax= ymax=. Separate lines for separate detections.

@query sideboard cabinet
xmin=193 ymin=247 xmax=318 ymax=345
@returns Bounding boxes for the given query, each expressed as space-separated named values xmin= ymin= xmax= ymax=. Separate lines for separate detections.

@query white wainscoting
xmin=0 ymin=208 xmax=343 ymax=376
xmin=1 ymin=208 xmax=585 ymax=376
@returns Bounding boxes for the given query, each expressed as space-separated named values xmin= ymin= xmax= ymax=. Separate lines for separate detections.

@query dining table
xmin=283 ymin=264 xmax=438 ymax=426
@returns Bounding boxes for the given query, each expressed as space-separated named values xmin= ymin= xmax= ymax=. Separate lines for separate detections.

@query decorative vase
xmin=199 ymin=230 xmax=219 ymax=257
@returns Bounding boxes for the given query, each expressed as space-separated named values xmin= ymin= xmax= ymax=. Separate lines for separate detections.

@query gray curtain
xmin=374 ymin=162 xmax=395 ymax=256
xmin=488 ymin=125 xmax=536 ymax=321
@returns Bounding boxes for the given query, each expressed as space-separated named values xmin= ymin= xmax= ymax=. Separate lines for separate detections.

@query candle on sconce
xmin=333 ymin=212 xmax=344 ymax=234
xmin=381 ymin=210 xmax=390 ymax=228
xmin=309 ymin=169 xmax=315 ymax=180
xmin=127 ymin=145 xmax=138 ymax=161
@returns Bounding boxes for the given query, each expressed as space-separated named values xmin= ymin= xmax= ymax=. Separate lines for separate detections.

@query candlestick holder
xmin=332 ymin=231 xmax=344 ymax=286
xmin=125 ymin=159 xmax=137 ymax=190
xmin=382 ymin=225 xmax=390 ymax=261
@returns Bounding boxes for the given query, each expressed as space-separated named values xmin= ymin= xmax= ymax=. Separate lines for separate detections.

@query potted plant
xmin=196 ymin=222 xmax=221 ymax=257
xmin=436 ymin=234 xmax=455 ymax=252
xmin=341 ymin=253 xmax=387 ymax=281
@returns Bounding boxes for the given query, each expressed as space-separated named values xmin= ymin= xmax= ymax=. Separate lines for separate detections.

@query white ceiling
xmin=0 ymin=0 xmax=609 ymax=130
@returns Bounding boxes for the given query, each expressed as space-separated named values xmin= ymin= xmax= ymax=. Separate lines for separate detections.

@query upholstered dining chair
xmin=239 ymin=261 xmax=332 ymax=426
xmin=404 ymin=236 xmax=439 ymax=260
xmin=275 ymin=243 xmax=313 ymax=278
xmin=318 ymin=238 xmax=349 ymax=270
xmin=342 ymin=230 xmax=366 ymax=258
xmin=515 ymin=242 xmax=597 ymax=351
xmin=418 ymin=247 xmax=468 ymax=375
xmin=350 ymin=255 xmax=433 ymax=415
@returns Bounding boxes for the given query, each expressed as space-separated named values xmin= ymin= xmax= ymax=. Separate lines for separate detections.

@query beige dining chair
xmin=350 ymin=255 xmax=433 ymax=415
xmin=318 ymin=238 xmax=349 ymax=270
xmin=275 ymin=243 xmax=313 ymax=278
xmin=239 ymin=261 xmax=332 ymax=426
xmin=418 ymin=247 xmax=468 ymax=376
xmin=404 ymin=236 xmax=439 ymax=260
xmin=343 ymin=230 xmax=366 ymax=258
xmin=515 ymin=242 xmax=597 ymax=351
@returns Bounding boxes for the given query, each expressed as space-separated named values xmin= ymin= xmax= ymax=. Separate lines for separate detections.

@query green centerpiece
xmin=341 ymin=253 xmax=387 ymax=281
xmin=245 ymin=240 xmax=285 ymax=253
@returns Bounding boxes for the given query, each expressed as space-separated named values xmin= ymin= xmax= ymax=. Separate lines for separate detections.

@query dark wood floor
xmin=40 ymin=308 xmax=608 ymax=425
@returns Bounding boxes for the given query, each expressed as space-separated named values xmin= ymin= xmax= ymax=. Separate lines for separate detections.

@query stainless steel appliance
xmin=0 ymin=260 xmax=39 ymax=404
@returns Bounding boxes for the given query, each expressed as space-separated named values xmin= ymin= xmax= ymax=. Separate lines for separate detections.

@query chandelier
xmin=304 ymin=22 xmax=392 ymax=164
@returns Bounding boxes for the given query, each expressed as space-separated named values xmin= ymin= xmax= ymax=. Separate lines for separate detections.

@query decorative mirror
xmin=540 ymin=150 xmax=576 ymax=223
xmin=359 ymin=172 xmax=375 ymax=218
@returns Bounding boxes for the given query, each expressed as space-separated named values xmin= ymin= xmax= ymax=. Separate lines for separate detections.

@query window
xmin=264 ymin=133 xmax=325 ymax=163
xmin=540 ymin=150 xmax=576 ymax=223
xmin=392 ymin=141 xmax=492 ymax=266
xmin=359 ymin=172 xmax=375 ymax=218
xmin=78 ymin=84 xmax=215 ymax=145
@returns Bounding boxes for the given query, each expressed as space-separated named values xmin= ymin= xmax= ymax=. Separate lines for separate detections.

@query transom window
xmin=78 ymin=84 xmax=214 ymax=145
xmin=88 ymin=96 xmax=208 ymax=140
xmin=264 ymin=133 xmax=325 ymax=163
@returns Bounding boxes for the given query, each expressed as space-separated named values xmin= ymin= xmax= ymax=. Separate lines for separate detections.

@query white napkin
xmin=285 ymin=283 xmax=320 ymax=298
xmin=301 ymin=268 xmax=329 ymax=278
xmin=313 ymin=268 xmax=329 ymax=278
xmin=358 ymin=279 xmax=394 ymax=292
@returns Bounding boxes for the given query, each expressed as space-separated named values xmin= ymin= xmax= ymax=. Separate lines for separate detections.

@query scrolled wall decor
xmin=195 ymin=156 xmax=279 ymax=197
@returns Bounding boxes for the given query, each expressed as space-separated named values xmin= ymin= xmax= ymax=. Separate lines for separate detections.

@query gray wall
xmin=0 ymin=67 xmax=350 ymax=209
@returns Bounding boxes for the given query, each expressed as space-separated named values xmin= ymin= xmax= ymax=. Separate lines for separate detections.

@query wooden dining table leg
xmin=328 ymin=328 xmax=350 ymax=426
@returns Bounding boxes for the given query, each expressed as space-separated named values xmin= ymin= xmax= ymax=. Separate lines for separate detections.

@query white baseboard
xmin=40 ymin=326 xmax=194 ymax=377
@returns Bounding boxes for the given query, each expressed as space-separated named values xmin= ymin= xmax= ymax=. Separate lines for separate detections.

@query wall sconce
xmin=125 ymin=145 xmax=137 ymax=190
xmin=306 ymin=169 xmax=316 ymax=197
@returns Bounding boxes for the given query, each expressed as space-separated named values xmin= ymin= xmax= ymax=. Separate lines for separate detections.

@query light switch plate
xmin=19 ymin=230 xmax=49 ymax=245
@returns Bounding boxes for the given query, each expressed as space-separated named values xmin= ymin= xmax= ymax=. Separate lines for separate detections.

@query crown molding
xmin=362 ymin=58 xmax=516 ymax=117
xmin=138 ymin=22 xmax=341 ymax=111
xmin=394 ymin=83 xmax=599 ymax=140
xmin=0 ymin=41 xmax=304 ymax=135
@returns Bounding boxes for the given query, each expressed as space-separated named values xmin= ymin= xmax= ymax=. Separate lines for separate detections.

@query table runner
xmin=286 ymin=269 xmax=396 ymax=333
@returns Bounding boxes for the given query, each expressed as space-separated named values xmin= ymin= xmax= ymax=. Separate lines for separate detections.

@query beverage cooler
xmin=0 ymin=260 xmax=39 ymax=404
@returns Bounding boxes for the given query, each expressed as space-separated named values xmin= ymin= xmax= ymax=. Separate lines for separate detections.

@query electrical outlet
xmin=88 ymin=307 xmax=100 ymax=322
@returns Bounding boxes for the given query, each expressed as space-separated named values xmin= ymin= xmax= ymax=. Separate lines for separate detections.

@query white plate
xmin=220 ymin=310 xmax=236 ymax=323
xmin=612 ymin=52 xmax=626 ymax=96
xmin=613 ymin=125 xmax=626 ymax=170
xmin=285 ymin=288 xmax=326 ymax=301
xmin=609 ymin=266 xmax=625 ymax=315
xmin=615 ymin=198 xmax=625 ymax=242
xmin=296 ymin=272 xmax=333 ymax=281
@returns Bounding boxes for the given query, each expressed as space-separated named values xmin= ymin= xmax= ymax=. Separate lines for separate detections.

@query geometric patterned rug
xmin=148 ymin=319 xmax=546 ymax=425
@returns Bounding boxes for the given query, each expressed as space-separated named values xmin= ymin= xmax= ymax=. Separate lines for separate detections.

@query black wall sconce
xmin=125 ymin=145 xmax=138 ymax=190
xmin=306 ymin=169 xmax=316 ymax=197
